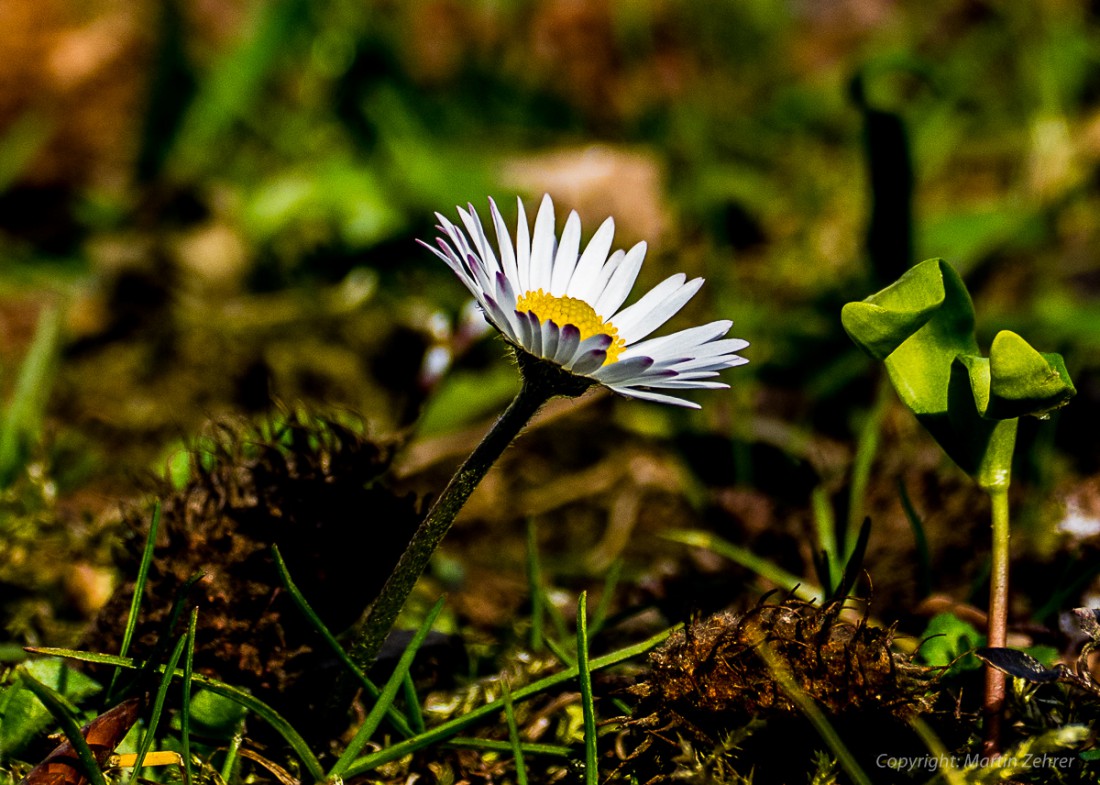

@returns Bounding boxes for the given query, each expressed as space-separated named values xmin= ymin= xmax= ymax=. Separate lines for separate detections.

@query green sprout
xmin=841 ymin=258 xmax=1075 ymax=757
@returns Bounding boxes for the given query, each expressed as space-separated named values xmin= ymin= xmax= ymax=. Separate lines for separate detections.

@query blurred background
xmin=3 ymin=0 xmax=1100 ymax=649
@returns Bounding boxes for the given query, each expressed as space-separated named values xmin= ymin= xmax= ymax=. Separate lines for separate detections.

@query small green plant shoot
xmin=842 ymin=257 xmax=1076 ymax=757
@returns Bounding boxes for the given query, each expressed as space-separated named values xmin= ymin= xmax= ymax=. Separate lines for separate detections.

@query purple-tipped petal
xmin=591 ymin=356 xmax=655 ymax=385
xmin=554 ymin=323 xmax=582 ymax=365
xmin=570 ymin=348 xmax=609 ymax=375
xmin=542 ymin=319 xmax=561 ymax=359
xmin=607 ymin=385 xmax=701 ymax=409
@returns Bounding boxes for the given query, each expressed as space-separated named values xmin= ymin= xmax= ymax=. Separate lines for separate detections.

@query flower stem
xmin=349 ymin=353 xmax=589 ymax=671
xmin=982 ymin=484 xmax=1011 ymax=759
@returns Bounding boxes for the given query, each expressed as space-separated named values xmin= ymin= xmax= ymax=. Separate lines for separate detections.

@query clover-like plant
xmin=841 ymin=258 xmax=1075 ymax=757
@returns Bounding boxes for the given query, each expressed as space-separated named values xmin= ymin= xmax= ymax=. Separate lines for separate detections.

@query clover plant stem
xmin=350 ymin=352 xmax=588 ymax=672
xmin=982 ymin=484 xmax=1011 ymax=759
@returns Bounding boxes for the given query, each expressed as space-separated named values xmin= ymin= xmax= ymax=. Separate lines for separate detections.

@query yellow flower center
xmin=515 ymin=289 xmax=625 ymax=364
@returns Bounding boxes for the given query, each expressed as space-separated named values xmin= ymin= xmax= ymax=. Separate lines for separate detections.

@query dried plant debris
xmin=622 ymin=597 xmax=940 ymax=784
xmin=83 ymin=408 xmax=420 ymax=722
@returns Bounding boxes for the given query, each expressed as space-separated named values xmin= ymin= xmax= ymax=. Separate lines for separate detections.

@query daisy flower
xmin=421 ymin=194 xmax=749 ymax=408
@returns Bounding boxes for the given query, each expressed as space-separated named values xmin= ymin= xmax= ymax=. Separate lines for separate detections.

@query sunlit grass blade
xmin=341 ymin=627 xmax=675 ymax=777
xmin=18 ymin=670 xmax=110 ymax=785
xmin=127 ymin=633 xmax=187 ymax=785
xmin=909 ymin=716 xmax=966 ymax=785
xmin=811 ymin=486 xmax=839 ymax=588
xmin=576 ymin=592 xmax=598 ymax=785
xmin=271 ymin=545 xmax=412 ymax=736
xmin=328 ymin=597 xmax=446 ymax=780
xmin=181 ymin=608 xmax=198 ymax=785
xmin=846 ymin=375 xmax=890 ymax=552
xmin=502 ymin=679 xmax=528 ymax=785
xmin=30 ymin=646 xmax=325 ymax=782
xmin=545 ymin=637 xmax=575 ymax=667
xmin=0 ymin=305 xmax=60 ymax=487
xmin=0 ymin=111 xmax=52 ymax=191
xmin=173 ymin=0 xmax=308 ymax=168
xmin=108 ymin=502 xmax=161 ymax=702
xmin=447 ymin=738 xmax=571 ymax=756
xmin=588 ymin=560 xmax=622 ymax=638
xmin=402 ymin=671 xmax=425 ymax=734
xmin=897 ymin=478 xmax=932 ymax=598
xmin=662 ymin=529 xmax=822 ymax=601
xmin=757 ymin=642 xmax=871 ymax=785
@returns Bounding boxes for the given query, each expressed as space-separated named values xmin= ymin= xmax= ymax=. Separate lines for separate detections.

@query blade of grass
xmin=846 ymin=375 xmax=889 ymax=554
xmin=181 ymin=608 xmax=197 ymax=785
xmin=545 ymin=637 xmax=574 ymax=667
xmin=811 ymin=486 xmax=839 ymax=588
xmin=340 ymin=627 xmax=675 ymax=777
xmin=502 ymin=679 xmax=528 ymax=785
xmin=576 ymin=593 xmax=597 ymax=785
xmin=756 ymin=642 xmax=872 ymax=785
xmin=588 ymin=560 xmax=622 ymax=638
xmin=127 ymin=633 xmax=187 ymax=785
xmin=108 ymin=502 xmax=161 ymax=702
xmin=526 ymin=519 xmax=545 ymax=652
xmin=271 ymin=545 xmax=412 ymax=736
xmin=909 ymin=716 xmax=966 ymax=785
xmin=19 ymin=670 xmax=110 ymax=785
xmin=662 ymin=530 xmax=822 ymax=601
xmin=33 ymin=629 xmax=672 ymax=782
xmin=328 ymin=597 xmax=446 ymax=780
xmin=897 ymin=478 xmax=932 ymax=598
xmin=447 ymin=738 xmax=572 ymax=756
xmin=402 ymin=671 xmax=425 ymax=735
xmin=0 ymin=111 xmax=52 ymax=191
xmin=0 ymin=305 xmax=60 ymax=486
xmin=30 ymin=646 xmax=325 ymax=782
xmin=833 ymin=517 xmax=871 ymax=601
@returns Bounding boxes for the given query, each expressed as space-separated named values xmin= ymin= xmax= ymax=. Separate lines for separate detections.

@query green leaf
xmin=0 ymin=660 xmax=101 ymax=757
xmin=841 ymin=258 xmax=976 ymax=364
xmin=917 ymin=613 xmax=984 ymax=674
xmin=842 ymin=259 xmax=1075 ymax=487
xmin=186 ymin=689 xmax=248 ymax=740
xmin=986 ymin=330 xmax=1076 ymax=420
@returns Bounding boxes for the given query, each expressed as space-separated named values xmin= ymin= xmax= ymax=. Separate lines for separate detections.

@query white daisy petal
xmin=514 ymin=309 xmax=533 ymax=348
xmin=542 ymin=320 xmax=560 ymax=359
xmin=492 ymin=273 xmax=524 ymax=339
xmin=621 ymin=320 xmax=734 ymax=361
xmin=516 ymin=197 xmax=532 ymax=294
xmin=417 ymin=239 xmax=475 ymax=292
xmin=490 ymin=198 xmax=520 ymax=287
xmin=614 ymin=276 xmax=704 ymax=345
xmin=459 ymin=204 xmax=500 ymax=278
xmin=570 ymin=348 xmax=609 ymax=375
xmin=481 ymin=294 xmax=518 ymax=342
xmin=591 ymin=356 xmax=655 ymax=385
xmin=423 ymin=194 xmax=747 ymax=408
xmin=530 ymin=194 xmax=556 ymax=293
xmin=550 ymin=210 xmax=582 ymax=296
xmin=554 ymin=323 xmax=582 ymax=365
xmin=644 ymin=378 xmax=730 ymax=390
xmin=566 ymin=217 xmax=615 ymax=300
xmin=526 ymin=311 xmax=543 ymax=356
xmin=586 ymin=248 xmax=624 ymax=307
xmin=608 ymin=385 xmax=701 ymax=409
xmin=564 ymin=334 xmax=613 ymax=371
xmin=594 ymin=242 xmax=646 ymax=318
